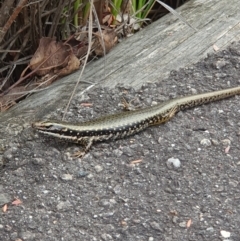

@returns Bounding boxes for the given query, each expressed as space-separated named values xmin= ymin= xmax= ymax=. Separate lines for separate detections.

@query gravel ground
xmin=1 ymin=42 xmax=240 ymax=241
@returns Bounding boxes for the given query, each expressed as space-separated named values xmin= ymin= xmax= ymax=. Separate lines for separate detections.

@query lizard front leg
xmin=72 ymin=136 xmax=95 ymax=158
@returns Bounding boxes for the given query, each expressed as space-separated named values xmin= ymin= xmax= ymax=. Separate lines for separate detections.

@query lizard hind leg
xmin=166 ymin=105 xmax=179 ymax=120
xmin=154 ymin=105 xmax=179 ymax=125
xmin=72 ymin=137 xmax=94 ymax=158
xmin=121 ymin=97 xmax=140 ymax=111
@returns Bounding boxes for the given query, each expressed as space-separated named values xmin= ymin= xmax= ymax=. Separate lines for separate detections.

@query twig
xmin=62 ymin=0 xmax=95 ymax=120
xmin=0 ymin=0 xmax=28 ymax=43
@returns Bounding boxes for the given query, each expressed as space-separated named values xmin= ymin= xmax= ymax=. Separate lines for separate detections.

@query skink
xmin=32 ymin=86 xmax=240 ymax=157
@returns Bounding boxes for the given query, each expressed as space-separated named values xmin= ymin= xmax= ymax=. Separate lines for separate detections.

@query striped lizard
xmin=32 ymin=86 xmax=240 ymax=157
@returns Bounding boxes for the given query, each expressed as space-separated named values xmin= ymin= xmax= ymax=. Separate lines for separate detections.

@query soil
xmin=1 ymin=41 xmax=240 ymax=241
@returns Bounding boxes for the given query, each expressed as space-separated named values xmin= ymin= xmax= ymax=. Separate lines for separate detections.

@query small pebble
xmin=166 ymin=157 xmax=181 ymax=168
xmin=221 ymin=139 xmax=231 ymax=146
xmin=172 ymin=216 xmax=178 ymax=223
xmin=32 ymin=158 xmax=46 ymax=166
xmin=56 ymin=201 xmax=72 ymax=210
xmin=101 ymin=233 xmax=113 ymax=240
xmin=200 ymin=138 xmax=211 ymax=147
xmin=77 ymin=170 xmax=88 ymax=177
xmin=113 ymin=149 xmax=123 ymax=157
xmin=190 ymin=88 xmax=197 ymax=94
xmin=150 ymin=221 xmax=162 ymax=231
xmin=214 ymin=59 xmax=227 ymax=69
xmin=87 ymin=173 xmax=93 ymax=179
xmin=61 ymin=174 xmax=73 ymax=181
xmin=113 ymin=184 xmax=121 ymax=194
xmin=206 ymin=227 xmax=214 ymax=232
xmin=220 ymin=230 xmax=230 ymax=238
xmin=211 ymin=139 xmax=219 ymax=145
xmin=179 ymin=221 xmax=186 ymax=228
xmin=94 ymin=165 xmax=103 ymax=173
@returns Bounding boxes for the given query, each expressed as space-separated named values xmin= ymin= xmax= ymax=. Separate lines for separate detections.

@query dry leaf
xmin=169 ymin=210 xmax=178 ymax=216
xmin=186 ymin=219 xmax=192 ymax=228
xmin=12 ymin=198 xmax=22 ymax=206
xmin=57 ymin=53 xmax=80 ymax=77
xmin=2 ymin=204 xmax=8 ymax=212
xmin=102 ymin=14 xmax=113 ymax=25
xmin=94 ymin=30 xmax=117 ymax=56
xmin=225 ymin=145 xmax=230 ymax=153
xmin=80 ymin=103 xmax=93 ymax=107
xmin=76 ymin=45 xmax=89 ymax=58
xmin=213 ymin=44 xmax=219 ymax=52
xmin=30 ymin=37 xmax=79 ymax=77
xmin=130 ymin=159 xmax=142 ymax=165
xmin=70 ymin=35 xmax=89 ymax=58
xmin=121 ymin=220 xmax=127 ymax=226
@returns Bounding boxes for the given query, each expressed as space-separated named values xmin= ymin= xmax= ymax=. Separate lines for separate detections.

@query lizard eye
xmin=47 ymin=124 xmax=64 ymax=131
